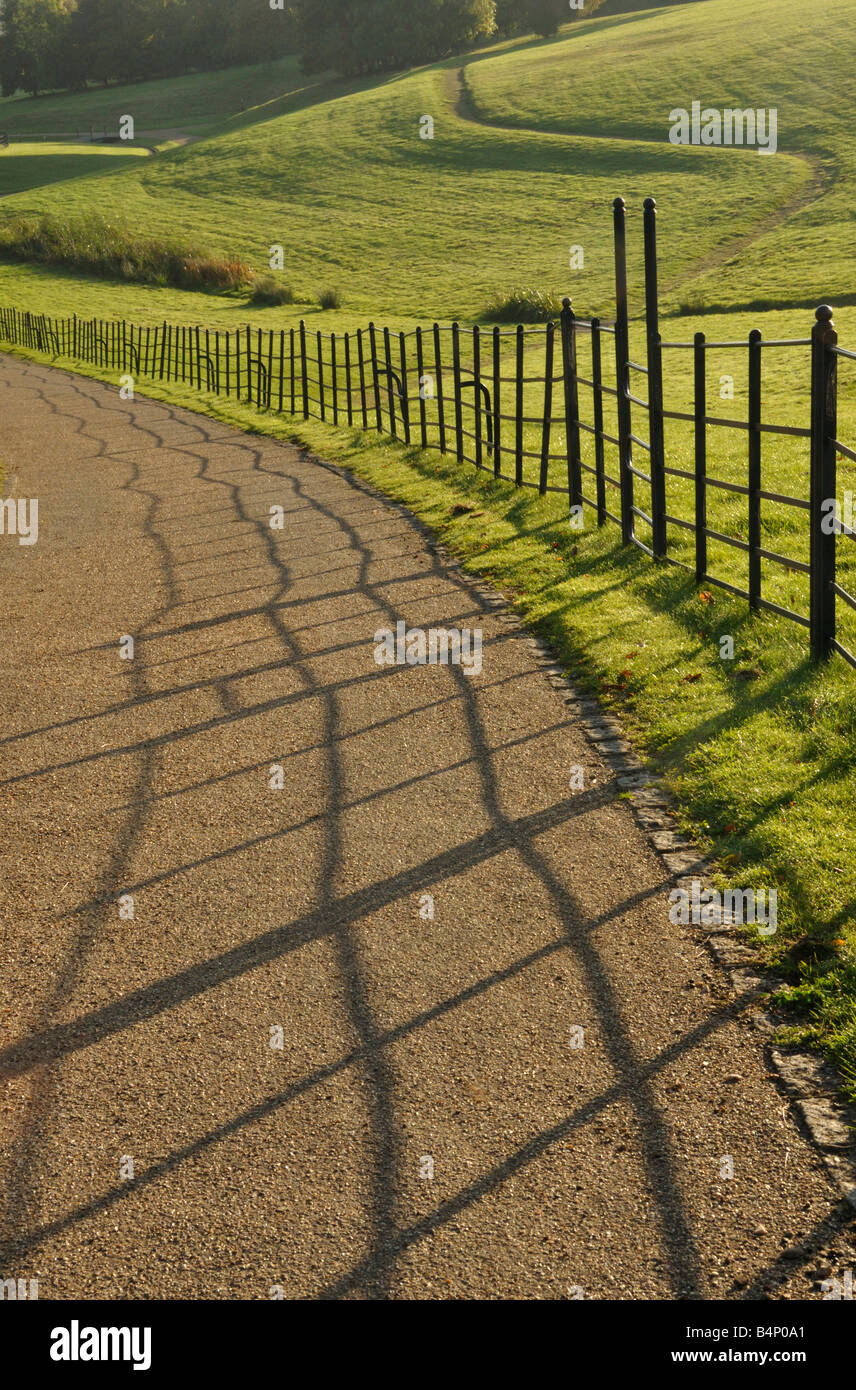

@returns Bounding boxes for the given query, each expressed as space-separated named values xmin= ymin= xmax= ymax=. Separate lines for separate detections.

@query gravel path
xmin=0 ymin=354 xmax=853 ymax=1301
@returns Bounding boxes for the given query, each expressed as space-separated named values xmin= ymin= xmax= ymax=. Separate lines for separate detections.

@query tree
xmin=299 ymin=0 xmax=496 ymax=75
xmin=4 ymin=0 xmax=71 ymax=95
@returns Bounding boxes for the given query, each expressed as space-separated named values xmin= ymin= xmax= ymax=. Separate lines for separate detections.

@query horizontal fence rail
xmin=1 ymin=197 xmax=855 ymax=668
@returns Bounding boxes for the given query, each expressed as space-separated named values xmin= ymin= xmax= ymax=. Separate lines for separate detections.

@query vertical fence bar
xmin=383 ymin=327 xmax=397 ymax=438
xmin=472 ymin=326 xmax=482 ymax=467
xmin=331 ymin=331 xmax=338 ymax=425
xmin=317 ymin=330 xmax=326 ymax=421
xmin=257 ymin=328 xmax=263 ymax=406
xmin=539 ymin=321 xmax=554 ymax=494
xmin=560 ymin=298 xmax=583 ymax=510
xmin=748 ymin=329 xmax=762 ymax=609
xmin=246 ymin=325 xmax=252 ymax=402
xmin=515 ymin=324 xmax=524 ymax=485
xmin=159 ymin=321 xmax=167 ymax=379
xmin=613 ymin=196 xmax=634 ymax=544
xmin=300 ymin=321 xmax=309 ymax=418
xmin=196 ymin=326 xmax=203 ymax=390
xmin=344 ymin=332 xmax=353 ymax=426
xmin=452 ymin=322 xmax=463 ymax=462
xmin=694 ymin=331 xmax=707 ymax=583
xmin=416 ymin=327 xmax=427 ymax=448
xmin=433 ymin=324 xmax=446 ymax=454
xmin=266 ymin=329 xmax=273 ymax=407
xmin=493 ymin=326 xmax=501 ymax=477
xmin=811 ymin=305 xmax=838 ymax=659
xmin=399 ymin=332 xmax=411 ymax=445
xmin=290 ymin=328 xmax=296 ymax=415
xmin=591 ymin=317 xmax=606 ymax=525
xmin=643 ymin=197 xmax=667 ymax=555
xmin=369 ymin=323 xmax=382 ymax=431
xmin=357 ymin=328 xmax=368 ymax=429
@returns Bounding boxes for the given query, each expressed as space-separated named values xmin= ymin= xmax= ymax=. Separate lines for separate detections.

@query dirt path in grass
xmin=445 ymin=66 xmax=831 ymax=311
xmin=0 ymin=352 xmax=853 ymax=1300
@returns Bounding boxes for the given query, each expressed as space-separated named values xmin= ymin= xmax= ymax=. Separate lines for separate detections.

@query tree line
xmin=0 ymin=0 xmax=605 ymax=99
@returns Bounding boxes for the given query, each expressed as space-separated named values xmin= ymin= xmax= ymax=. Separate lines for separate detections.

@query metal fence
xmin=1 ymin=194 xmax=855 ymax=666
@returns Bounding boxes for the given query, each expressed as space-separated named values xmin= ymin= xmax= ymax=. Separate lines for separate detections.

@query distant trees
xmin=495 ymin=0 xmax=607 ymax=39
xmin=0 ymin=0 xmax=302 ymax=97
xmin=0 ymin=0 xmax=604 ymax=97
xmin=298 ymin=0 xmax=497 ymax=74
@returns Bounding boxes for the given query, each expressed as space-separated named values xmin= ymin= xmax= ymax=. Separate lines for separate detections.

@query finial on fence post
xmin=814 ymin=303 xmax=835 ymax=343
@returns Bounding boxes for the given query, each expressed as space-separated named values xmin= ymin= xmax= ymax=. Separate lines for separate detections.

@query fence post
xmin=748 ymin=329 xmax=762 ymax=609
xmin=383 ymin=326 xmax=397 ymax=437
xmin=643 ymin=198 xmax=667 ymax=556
xmin=539 ymin=320 xmax=554 ymax=494
xmin=515 ymin=323 xmax=524 ymax=486
xmin=416 ymin=327 xmax=428 ymax=448
xmin=493 ymin=326 xmax=501 ymax=477
xmin=344 ymin=331 xmax=353 ymax=426
xmin=810 ymin=304 xmax=838 ymax=659
xmin=560 ymin=298 xmax=583 ymax=511
xmin=473 ymin=325 xmax=482 ymax=468
xmin=317 ymin=330 xmax=326 ymax=421
xmin=356 ymin=328 xmax=368 ymax=429
xmin=433 ymin=324 xmax=446 ymax=454
xmin=331 ymin=331 xmax=338 ymax=424
xmin=613 ymin=196 xmax=634 ymax=544
xmin=300 ymin=321 xmax=309 ymax=419
xmin=591 ymin=317 xmax=606 ymax=525
xmin=451 ymin=322 xmax=464 ymax=461
xmin=369 ymin=323 xmax=382 ymax=431
xmin=694 ymin=331 xmax=707 ymax=583
xmin=399 ymin=331 xmax=411 ymax=445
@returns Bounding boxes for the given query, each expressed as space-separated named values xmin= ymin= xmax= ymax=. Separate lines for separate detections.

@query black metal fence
xmin=2 ymin=194 xmax=855 ymax=667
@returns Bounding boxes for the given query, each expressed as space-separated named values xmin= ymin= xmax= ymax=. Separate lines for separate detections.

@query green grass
xmin=1 ymin=0 xmax=856 ymax=1093
xmin=0 ymin=142 xmax=149 ymax=197
xmin=0 ymin=57 xmax=313 ymax=141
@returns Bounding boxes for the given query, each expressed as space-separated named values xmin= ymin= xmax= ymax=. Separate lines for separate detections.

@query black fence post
xmin=748 ymin=328 xmax=762 ymax=609
xmin=357 ymin=328 xmax=368 ymax=429
xmin=330 ymin=331 xmax=338 ymax=424
xmin=591 ymin=317 xmax=606 ymax=525
xmin=369 ymin=323 xmax=382 ymax=431
xmin=810 ymin=305 xmax=838 ymax=660
xmin=399 ymin=331 xmax=410 ymax=445
xmin=472 ymin=325 xmax=482 ymax=468
xmin=300 ymin=320 xmax=309 ymax=419
xmin=493 ymin=325 xmax=501 ymax=477
xmin=643 ymin=197 xmax=667 ymax=556
xmin=694 ymin=331 xmax=707 ymax=583
xmin=344 ymin=332 xmax=353 ymax=427
xmin=416 ymin=327 xmax=428 ymax=449
xmin=515 ymin=323 xmax=524 ymax=486
xmin=613 ymin=196 xmax=634 ymax=544
xmin=560 ymin=298 xmax=583 ymax=511
xmin=452 ymin=322 xmax=464 ymax=462
xmin=539 ymin=320 xmax=554 ymax=494
xmin=433 ymin=324 xmax=446 ymax=454
xmin=383 ymin=326 xmax=397 ymax=438
xmin=317 ymin=330 xmax=326 ymax=421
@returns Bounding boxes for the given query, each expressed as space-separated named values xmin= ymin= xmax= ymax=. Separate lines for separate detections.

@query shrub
xmin=0 ymin=213 xmax=251 ymax=293
xmin=483 ymin=287 xmax=564 ymax=323
xmin=249 ymin=275 xmax=296 ymax=306
xmin=318 ymin=287 xmax=342 ymax=310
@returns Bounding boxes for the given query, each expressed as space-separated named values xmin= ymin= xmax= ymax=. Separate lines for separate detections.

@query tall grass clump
xmin=318 ymin=286 xmax=342 ymax=309
xmin=483 ymin=287 xmax=564 ymax=322
xmin=0 ymin=212 xmax=251 ymax=292
xmin=249 ymin=275 xmax=296 ymax=306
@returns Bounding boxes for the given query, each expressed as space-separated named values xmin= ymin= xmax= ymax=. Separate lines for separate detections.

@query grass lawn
xmin=0 ymin=143 xmax=150 ymax=198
